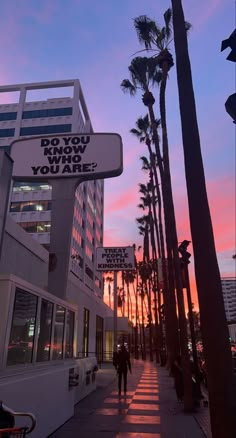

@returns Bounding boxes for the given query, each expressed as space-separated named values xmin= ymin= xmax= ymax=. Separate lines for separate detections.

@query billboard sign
xmin=10 ymin=133 xmax=123 ymax=180
xmin=96 ymin=246 xmax=135 ymax=271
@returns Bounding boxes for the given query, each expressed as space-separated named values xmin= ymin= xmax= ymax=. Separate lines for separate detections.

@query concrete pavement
xmin=50 ymin=359 xmax=211 ymax=438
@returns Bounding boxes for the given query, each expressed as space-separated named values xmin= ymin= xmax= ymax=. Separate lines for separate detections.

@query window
xmin=0 ymin=111 xmax=17 ymax=121
xmin=19 ymin=222 xmax=51 ymax=233
xmin=65 ymin=311 xmax=74 ymax=358
xmin=52 ymin=305 xmax=65 ymax=360
xmin=0 ymin=146 xmax=11 ymax=154
xmin=85 ymin=264 xmax=94 ymax=280
xmin=20 ymin=124 xmax=72 ymax=136
xmin=13 ymin=182 xmax=51 ymax=192
xmin=10 ymin=201 xmax=52 ymax=213
xmin=36 ymin=300 xmax=53 ymax=362
xmin=7 ymin=288 xmax=38 ymax=365
xmin=96 ymin=316 xmax=103 ymax=363
xmin=22 ymin=107 xmax=72 ymax=119
xmin=82 ymin=308 xmax=90 ymax=357
xmin=0 ymin=128 xmax=15 ymax=137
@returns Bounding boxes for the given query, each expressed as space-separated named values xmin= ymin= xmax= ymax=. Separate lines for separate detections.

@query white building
xmin=0 ymin=80 xmax=126 ymax=437
xmin=0 ymin=80 xmax=104 ymax=297
xmin=221 ymin=277 xmax=236 ymax=323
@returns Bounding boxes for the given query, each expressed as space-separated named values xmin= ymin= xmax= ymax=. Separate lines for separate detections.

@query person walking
xmin=115 ymin=344 xmax=132 ymax=396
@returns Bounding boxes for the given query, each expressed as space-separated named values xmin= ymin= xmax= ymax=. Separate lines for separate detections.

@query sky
xmin=0 ymin=0 xmax=235 ymax=307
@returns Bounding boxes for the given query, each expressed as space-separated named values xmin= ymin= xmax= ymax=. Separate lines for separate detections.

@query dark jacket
xmin=116 ymin=347 xmax=131 ymax=372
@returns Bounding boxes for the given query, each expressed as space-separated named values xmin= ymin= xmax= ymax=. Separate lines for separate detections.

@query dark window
xmin=0 ymin=112 xmax=17 ymax=121
xmin=82 ymin=308 xmax=90 ymax=358
xmin=20 ymin=124 xmax=72 ymax=136
xmin=22 ymin=107 xmax=72 ymax=119
xmin=96 ymin=315 xmax=103 ymax=363
xmin=0 ymin=146 xmax=11 ymax=154
xmin=65 ymin=311 xmax=74 ymax=358
xmin=0 ymin=128 xmax=15 ymax=137
xmin=7 ymin=288 xmax=38 ymax=365
xmin=52 ymin=305 xmax=65 ymax=360
xmin=36 ymin=300 xmax=53 ymax=362
xmin=85 ymin=265 xmax=94 ymax=280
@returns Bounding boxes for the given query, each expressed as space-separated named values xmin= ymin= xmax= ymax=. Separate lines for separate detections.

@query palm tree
xmin=122 ymin=62 xmax=180 ymax=367
xmin=134 ymin=12 xmax=193 ymax=410
xmin=105 ymin=275 xmax=113 ymax=308
xmin=171 ymin=0 xmax=236 ymax=434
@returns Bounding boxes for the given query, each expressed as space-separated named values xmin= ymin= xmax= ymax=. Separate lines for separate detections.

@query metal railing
xmin=0 ymin=402 xmax=36 ymax=436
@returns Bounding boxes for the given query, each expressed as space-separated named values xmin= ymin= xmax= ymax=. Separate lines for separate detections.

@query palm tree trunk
xmin=160 ymin=65 xmax=193 ymax=411
xmin=171 ymin=0 xmax=236 ymax=434
xmin=172 ymin=0 xmax=236 ymax=432
xmin=148 ymin=102 xmax=180 ymax=366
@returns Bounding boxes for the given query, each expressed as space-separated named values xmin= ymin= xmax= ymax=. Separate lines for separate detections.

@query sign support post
xmin=48 ymin=178 xmax=79 ymax=299
xmin=113 ymin=271 xmax=118 ymax=353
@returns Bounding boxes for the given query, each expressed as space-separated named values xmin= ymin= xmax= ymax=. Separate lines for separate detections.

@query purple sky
xmin=0 ymin=0 xmax=235 ymax=303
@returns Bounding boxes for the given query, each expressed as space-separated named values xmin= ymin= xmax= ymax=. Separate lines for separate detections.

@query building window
xmin=52 ymin=305 xmax=65 ymax=360
xmin=20 ymin=124 xmax=72 ymax=136
xmin=85 ymin=264 xmax=94 ymax=280
xmin=7 ymin=288 xmax=38 ymax=365
xmin=0 ymin=146 xmax=11 ymax=153
xmin=0 ymin=112 xmax=17 ymax=121
xmin=65 ymin=310 xmax=74 ymax=358
xmin=19 ymin=222 xmax=51 ymax=233
xmin=82 ymin=308 xmax=90 ymax=357
xmin=36 ymin=299 xmax=53 ymax=362
xmin=0 ymin=128 xmax=15 ymax=137
xmin=22 ymin=107 xmax=72 ymax=119
xmin=96 ymin=315 xmax=103 ymax=363
xmin=10 ymin=201 xmax=52 ymax=213
xmin=13 ymin=182 xmax=51 ymax=192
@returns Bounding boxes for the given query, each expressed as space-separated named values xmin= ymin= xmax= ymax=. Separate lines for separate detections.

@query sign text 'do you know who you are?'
xmin=96 ymin=247 xmax=135 ymax=271
xmin=10 ymin=133 xmax=123 ymax=180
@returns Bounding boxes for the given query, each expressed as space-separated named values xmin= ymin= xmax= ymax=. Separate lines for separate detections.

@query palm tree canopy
xmin=130 ymin=114 xmax=161 ymax=145
xmin=121 ymin=57 xmax=162 ymax=95
xmin=134 ymin=10 xmax=172 ymax=52
xmin=134 ymin=10 xmax=191 ymax=71
xmin=134 ymin=9 xmax=191 ymax=52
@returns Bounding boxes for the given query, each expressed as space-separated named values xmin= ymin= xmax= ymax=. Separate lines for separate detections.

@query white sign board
xmin=96 ymin=246 xmax=135 ymax=271
xmin=11 ymin=133 xmax=123 ymax=180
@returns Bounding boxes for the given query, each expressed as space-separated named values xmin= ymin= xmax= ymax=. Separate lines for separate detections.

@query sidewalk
xmin=50 ymin=359 xmax=211 ymax=438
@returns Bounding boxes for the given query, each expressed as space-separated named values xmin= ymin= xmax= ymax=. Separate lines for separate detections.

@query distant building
xmin=221 ymin=277 xmax=236 ymax=322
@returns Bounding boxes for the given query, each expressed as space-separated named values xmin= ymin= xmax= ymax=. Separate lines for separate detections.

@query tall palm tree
xmin=134 ymin=12 xmax=193 ymax=410
xmin=171 ymin=0 xmax=236 ymax=435
xmin=122 ymin=63 xmax=180 ymax=367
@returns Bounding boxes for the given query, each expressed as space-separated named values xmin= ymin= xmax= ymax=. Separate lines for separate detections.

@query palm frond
xmin=185 ymin=21 xmax=192 ymax=33
xmin=120 ymin=79 xmax=136 ymax=96
xmin=133 ymin=15 xmax=158 ymax=49
xmin=152 ymin=69 xmax=162 ymax=86
xmin=163 ymin=8 xmax=172 ymax=40
xmin=130 ymin=128 xmax=142 ymax=137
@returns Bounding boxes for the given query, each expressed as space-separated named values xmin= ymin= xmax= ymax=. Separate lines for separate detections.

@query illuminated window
xmin=65 ymin=310 xmax=74 ymax=358
xmin=52 ymin=305 xmax=65 ymax=360
xmin=36 ymin=300 xmax=53 ymax=362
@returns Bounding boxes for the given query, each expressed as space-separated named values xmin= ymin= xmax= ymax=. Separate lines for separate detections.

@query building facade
xmin=0 ymin=80 xmax=104 ymax=297
xmin=221 ymin=277 xmax=236 ymax=323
